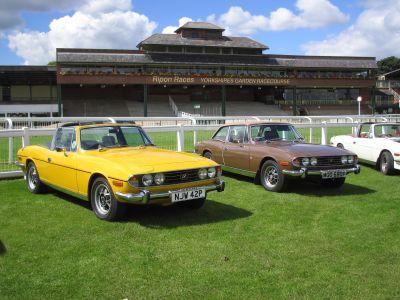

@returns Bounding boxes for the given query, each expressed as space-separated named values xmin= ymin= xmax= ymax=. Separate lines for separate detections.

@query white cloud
xmin=303 ymin=0 xmax=400 ymax=58
xmin=0 ymin=0 xmax=84 ymax=30
xmin=205 ymin=0 xmax=348 ymax=35
xmin=162 ymin=17 xmax=193 ymax=34
xmin=7 ymin=0 xmax=157 ymax=65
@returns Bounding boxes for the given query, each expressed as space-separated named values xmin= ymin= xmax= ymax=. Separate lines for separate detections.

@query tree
xmin=377 ymin=56 xmax=400 ymax=74
xmin=47 ymin=61 xmax=56 ymax=66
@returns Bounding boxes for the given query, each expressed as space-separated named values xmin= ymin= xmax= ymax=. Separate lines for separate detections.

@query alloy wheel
xmin=94 ymin=183 xmax=112 ymax=215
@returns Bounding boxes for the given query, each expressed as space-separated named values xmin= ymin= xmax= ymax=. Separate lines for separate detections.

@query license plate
xmin=321 ymin=169 xmax=347 ymax=179
xmin=171 ymin=188 xmax=205 ymax=203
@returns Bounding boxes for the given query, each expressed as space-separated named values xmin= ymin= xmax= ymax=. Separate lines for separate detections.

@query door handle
xmin=47 ymin=157 xmax=52 ymax=163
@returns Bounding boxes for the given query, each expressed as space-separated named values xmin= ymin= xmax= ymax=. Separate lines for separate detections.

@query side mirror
xmin=55 ymin=146 xmax=66 ymax=153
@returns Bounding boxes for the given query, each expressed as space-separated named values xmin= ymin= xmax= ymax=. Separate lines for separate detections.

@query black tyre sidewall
xmin=260 ymin=160 xmax=286 ymax=192
xmin=91 ymin=177 xmax=125 ymax=221
xmin=203 ymin=151 xmax=212 ymax=160
xmin=380 ymin=151 xmax=394 ymax=175
xmin=26 ymin=162 xmax=45 ymax=194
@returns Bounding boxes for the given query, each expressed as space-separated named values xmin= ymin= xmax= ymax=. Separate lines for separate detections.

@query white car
xmin=330 ymin=122 xmax=400 ymax=175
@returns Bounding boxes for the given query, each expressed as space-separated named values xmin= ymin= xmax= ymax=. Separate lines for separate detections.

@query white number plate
xmin=321 ymin=169 xmax=347 ymax=179
xmin=171 ymin=188 xmax=205 ymax=203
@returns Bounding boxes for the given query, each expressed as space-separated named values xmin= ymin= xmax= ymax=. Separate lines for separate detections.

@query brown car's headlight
xmin=348 ymin=156 xmax=355 ymax=164
xmin=142 ymin=174 xmax=153 ymax=186
xmin=207 ymin=167 xmax=216 ymax=178
xmin=310 ymin=157 xmax=318 ymax=166
xmin=154 ymin=173 xmax=165 ymax=185
xmin=198 ymin=168 xmax=208 ymax=180
xmin=301 ymin=158 xmax=310 ymax=166
xmin=341 ymin=156 xmax=348 ymax=164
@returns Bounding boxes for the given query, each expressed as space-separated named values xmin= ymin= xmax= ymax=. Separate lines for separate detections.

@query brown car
xmin=195 ymin=123 xmax=360 ymax=192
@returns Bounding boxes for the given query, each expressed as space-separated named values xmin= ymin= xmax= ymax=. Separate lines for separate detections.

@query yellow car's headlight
xmin=154 ymin=173 xmax=165 ymax=185
xmin=142 ymin=174 xmax=153 ymax=186
xmin=207 ymin=167 xmax=216 ymax=178
xmin=198 ymin=168 xmax=208 ymax=180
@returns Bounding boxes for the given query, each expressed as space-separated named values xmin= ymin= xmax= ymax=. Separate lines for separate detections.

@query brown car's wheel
xmin=260 ymin=160 xmax=286 ymax=192
xmin=177 ymin=197 xmax=206 ymax=210
xmin=321 ymin=177 xmax=346 ymax=188
xmin=379 ymin=151 xmax=394 ymax=175
xmin=203 ymin=151 xmax=212 ymax=160
xmin=91 ymin=177 xmax=126 ymax=221
xmin=26 ymin=162 xmax=46 ymax=194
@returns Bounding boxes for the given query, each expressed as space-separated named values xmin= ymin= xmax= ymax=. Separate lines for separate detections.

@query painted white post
xmin=305 ymin=117 xmax=313 ymax=143
xmin=22 ymin=127 xmax=30 ymax=147
xmin=6 ymin=118 xmax=13 ymax=163
xmin=176 ymin=124 xmax=184 ymax=152
xmin=190 ymin=117 xmax=197 ymax=150
xmin=321 ymin=121 xmax=328 ymax=145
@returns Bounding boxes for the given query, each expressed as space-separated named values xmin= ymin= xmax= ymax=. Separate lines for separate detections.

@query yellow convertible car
xmin=16 ymin=122 xmax=225 ymax=221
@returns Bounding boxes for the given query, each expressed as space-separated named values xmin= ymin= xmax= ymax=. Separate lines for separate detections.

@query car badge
xmin=181 ymin=173 xmax=188 ymax=180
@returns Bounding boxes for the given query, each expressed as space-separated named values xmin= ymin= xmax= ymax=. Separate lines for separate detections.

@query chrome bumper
xmin=282 ymin=165 xmax=361 ymax=177
xmin=115 ymin=180 xmax=225 ymax=204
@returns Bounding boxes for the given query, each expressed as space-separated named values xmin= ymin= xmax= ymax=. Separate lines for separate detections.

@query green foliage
xmin=47 ymin=61 xmax=56 ymax=66
xmin=378 ymin=56 xmax=400 ymax=75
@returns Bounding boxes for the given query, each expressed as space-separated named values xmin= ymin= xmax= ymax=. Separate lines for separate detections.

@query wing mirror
xmin=55 ymin=146 xmax=66 ymax=152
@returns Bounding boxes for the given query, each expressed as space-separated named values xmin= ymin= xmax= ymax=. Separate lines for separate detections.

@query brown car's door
xmin=222 ymin=125 xmax=250 ymax=170
xmin=206 ymin=126 xmax=229 ymax=164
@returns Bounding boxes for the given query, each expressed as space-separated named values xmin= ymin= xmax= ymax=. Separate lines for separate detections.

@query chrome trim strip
xmin=283 ymin=165 xmax=361 ymax=177
xmin=115 ymin=180 xmax=225 ymax=204
xmin=222 ymin=165 xmax=256 ymax=178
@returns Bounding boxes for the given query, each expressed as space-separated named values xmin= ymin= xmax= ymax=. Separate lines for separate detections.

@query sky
xmin=0 ymin=0 xmax=398 ymax=65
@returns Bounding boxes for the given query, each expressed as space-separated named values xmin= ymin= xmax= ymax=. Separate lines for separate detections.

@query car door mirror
xmin=232 ymin=137 xmax=241 ymax=144
xmin=55 ymin=146 xmax=66 ymax=153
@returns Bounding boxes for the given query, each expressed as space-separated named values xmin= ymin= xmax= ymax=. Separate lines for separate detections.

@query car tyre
xmin=379 ymin=151 xmax=394 ymax=175
xmin=203 ymin=151 xmax=212 ymax=160
xmin=260 ymin=160 xmax=286 ymax=192
xmin=91 ymin=177 xmax=126 ymax=221
xmin=178 ymin=197 xmax=206 ymax=210
xmin=26 ymin=162 xmax=46 ymax=194
xmin=321 ymin=177 xmax=346 ymax=188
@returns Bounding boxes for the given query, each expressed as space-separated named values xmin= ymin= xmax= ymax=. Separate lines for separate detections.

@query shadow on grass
xmin=285 ymin=180 xmax=376 ymax=197
xmin=0 ymin=240 xmax=6 ymax=255
xmin=222 ymin=171 xmax=376 ymax=197
xmin=123 ymin=200 xmax=252 ymax=228
xmin=48 ymin=187 xmax=252 ymax=228
xmin=49 ymin=189 xmax=91 ymax=210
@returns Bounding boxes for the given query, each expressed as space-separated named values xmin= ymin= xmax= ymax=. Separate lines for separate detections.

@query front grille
xmin=316 ymin=156 xmax=343 ymax=166
xmin=164 ymin=169 xmax=200 ymax=185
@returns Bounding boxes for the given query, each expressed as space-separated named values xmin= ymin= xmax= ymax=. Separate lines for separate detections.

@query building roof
xmin=57 ymin=50 xmax=377 ymax=70
xmin=382 ymin=68 xmax=400 ymax=79
xmin=0 ymin=66 xmax=56 ymax=85
xmin=137 ymin=34 xmax=268 ymax=50
xmin=175 ymin=22 xmax=224 ymax=32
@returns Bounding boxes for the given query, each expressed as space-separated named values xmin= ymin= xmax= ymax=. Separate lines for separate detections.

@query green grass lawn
xmin=1 ymin=166 xmax=399 ymax=299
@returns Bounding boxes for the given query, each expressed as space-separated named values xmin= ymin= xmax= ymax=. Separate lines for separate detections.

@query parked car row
xmin=16 ymin=121 xmax=397 ymax=221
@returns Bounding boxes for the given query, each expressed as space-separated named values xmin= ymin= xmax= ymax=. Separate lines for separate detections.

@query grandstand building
xmin=1 ymin=22 xmax=379 ymax=117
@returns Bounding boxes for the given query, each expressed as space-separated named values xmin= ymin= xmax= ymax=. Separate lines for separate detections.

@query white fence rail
xmin=1 ymin=115 xmax=400 ymax=179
